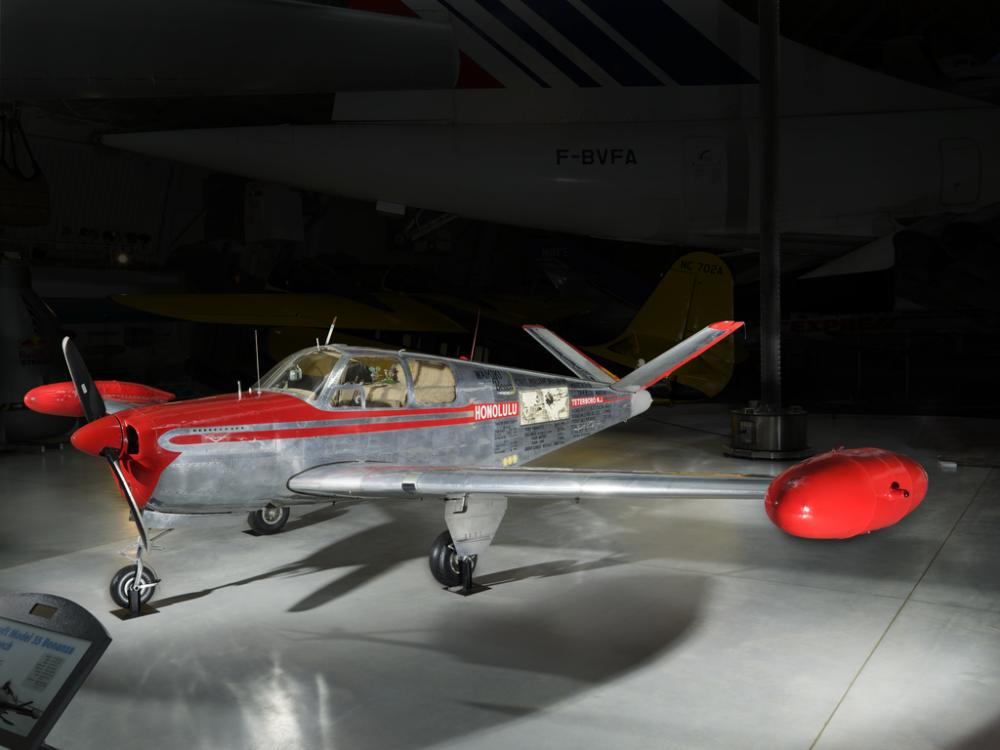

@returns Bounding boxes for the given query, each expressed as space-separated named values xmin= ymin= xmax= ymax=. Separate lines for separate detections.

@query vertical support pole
xmin=759 ymin=0 xmax=781 ymax=410
xmin=728 ymin=0 xmax=810 ymax=461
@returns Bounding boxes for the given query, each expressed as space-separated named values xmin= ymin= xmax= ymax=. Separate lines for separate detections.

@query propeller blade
xmin=106 ymin=456 xmax=149 ymax=551
xmin=63 ymin=337 xmax=147 ymax=550
xmin=62 ymin=336 xmax=106 ymax=423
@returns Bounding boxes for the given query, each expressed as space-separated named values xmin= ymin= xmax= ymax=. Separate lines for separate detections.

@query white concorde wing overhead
xmin=287 ymin=464 xmax=773 ymax=501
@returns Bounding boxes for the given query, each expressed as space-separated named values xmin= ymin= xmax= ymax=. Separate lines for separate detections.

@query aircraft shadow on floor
xmin=85 ymin=572 xmax=708 ymax=750
xmin=278 ymin=572 xmax=708 ymax=750
xmin=473 ymin=555 xmax=630 ymax=586
xmin=950 ymin=717 xmax=1000 ymax=750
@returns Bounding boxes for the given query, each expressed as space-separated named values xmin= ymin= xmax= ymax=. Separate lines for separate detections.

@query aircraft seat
xmin=365 ymin=383 xmax=407 ymax=407
xmin=363 ymin=363 xmax=408 ymax=407
xmin=408 ymin=359 xmax=456 ymax=404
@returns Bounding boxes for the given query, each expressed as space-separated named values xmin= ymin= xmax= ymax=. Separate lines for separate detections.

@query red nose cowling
xmin=765 ymin=448 xmax=928 ymax=539
xmin=70 ymin=415 xmax=124 ymax=457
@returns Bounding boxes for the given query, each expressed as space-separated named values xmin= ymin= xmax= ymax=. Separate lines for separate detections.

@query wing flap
xmin=288 ymin=463 xmax=772 ymax=500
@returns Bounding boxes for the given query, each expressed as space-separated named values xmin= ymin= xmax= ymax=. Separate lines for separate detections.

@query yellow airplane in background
xmin=585 ymin=251 xmax=736 ymax=399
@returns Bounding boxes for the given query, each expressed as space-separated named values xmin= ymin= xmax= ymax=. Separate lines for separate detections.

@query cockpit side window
xmin=331 ymin=356 xmax=409 ymax=408
xmin=258 ymin=350 xmax=340 ymax=402
xmin=406 ymin=359 xmax=457 ymax=404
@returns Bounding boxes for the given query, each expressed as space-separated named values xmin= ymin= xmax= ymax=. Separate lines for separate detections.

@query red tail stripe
xmin=641 ymin=322 xmax=743 ymax=390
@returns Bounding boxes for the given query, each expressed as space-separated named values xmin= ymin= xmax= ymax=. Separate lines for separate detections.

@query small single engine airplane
xmin=25 ymin=322 xmax=927 ymax=615
xmin=1 ymin=680 xmax=41 ymax=727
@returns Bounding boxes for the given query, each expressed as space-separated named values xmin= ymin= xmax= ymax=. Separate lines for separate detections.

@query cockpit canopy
xmin=256 ymin=346 xmax=458 ymax=408
xmin=257 ymin=349 xmax=341 ymax=401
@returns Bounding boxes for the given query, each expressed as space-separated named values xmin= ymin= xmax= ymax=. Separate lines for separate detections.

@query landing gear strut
xmin=432 ymin=494 xmax=506 ymax=595
xmin=429 ymin=530 xmax=477 ymax=589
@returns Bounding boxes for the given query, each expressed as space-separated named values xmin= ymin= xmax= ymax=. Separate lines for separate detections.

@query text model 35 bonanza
xmin=24 ymin=322 xmax=928 ymax=614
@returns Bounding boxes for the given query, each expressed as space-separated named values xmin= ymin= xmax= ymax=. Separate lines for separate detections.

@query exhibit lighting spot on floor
xmin=242 ymin=661 xmax=307 ymax=748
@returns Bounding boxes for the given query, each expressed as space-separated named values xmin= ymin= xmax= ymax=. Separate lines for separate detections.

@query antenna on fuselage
xmin=253 ymin=330 xmax=261 ymax=394
xmin=468 ymin=307 xmax=481 ymax=361
xmin=325 ymin=316 xmax=337 ymax=346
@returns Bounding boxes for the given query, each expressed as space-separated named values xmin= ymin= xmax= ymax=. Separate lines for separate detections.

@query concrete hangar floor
xmin=1 ymin=404 xmax=998 ymax=749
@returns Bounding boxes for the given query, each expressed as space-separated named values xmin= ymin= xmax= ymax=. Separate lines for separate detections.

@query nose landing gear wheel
xmin=429 ymin=530 xmax=476 ymax=587
xmin=247 ymin=504 xmax=290 ymax=534
xmin=110 ymin=564 xmax=158 ymax=613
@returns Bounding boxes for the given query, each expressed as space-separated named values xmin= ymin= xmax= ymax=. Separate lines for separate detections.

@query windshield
xmin=258 ymin=349 xmax=340 ymax=401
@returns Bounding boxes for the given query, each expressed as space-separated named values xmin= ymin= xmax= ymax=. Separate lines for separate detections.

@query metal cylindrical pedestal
xmin=727 ymin=406 xmax=812 ymax=460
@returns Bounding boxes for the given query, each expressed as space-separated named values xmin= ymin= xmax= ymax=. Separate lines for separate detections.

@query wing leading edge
xmin=288 ymin=463 xmax=772 ymax=500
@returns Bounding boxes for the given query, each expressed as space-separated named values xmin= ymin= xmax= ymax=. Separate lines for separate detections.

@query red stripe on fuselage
xmin=319 ymin=405 xmax=474 ymax=419
xmin=127 ymin=392 xmax=474 ymax=431
xmin=171 ymin=415 xmax=478 ymax=445
xmin=169 ymin=395 xmax=627 ymax=446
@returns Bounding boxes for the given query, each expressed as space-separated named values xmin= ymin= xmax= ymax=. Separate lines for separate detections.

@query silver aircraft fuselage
xmin=116 ymin=345 xmax=648 ymax=514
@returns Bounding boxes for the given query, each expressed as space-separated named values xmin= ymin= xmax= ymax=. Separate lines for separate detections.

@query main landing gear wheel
xmin=247 ymin=504 xmax=290 ymax=534
xmin=110 ymin=564 xmax=158 ymax=613
xmin=429 ymin=530 xmax=476 ymax=587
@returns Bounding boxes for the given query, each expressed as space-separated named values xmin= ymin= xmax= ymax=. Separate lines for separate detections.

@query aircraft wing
xmin=288 ymin=463 xmax=772 ymax=501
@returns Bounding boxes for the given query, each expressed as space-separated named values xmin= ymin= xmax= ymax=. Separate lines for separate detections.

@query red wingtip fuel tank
xmin=24 ymin=381 xmax=175 ymax=417
xmin=766 ymin=448 xmax=928 ymax=539
xmin=70 ymin=414 xmax=124 ymax=457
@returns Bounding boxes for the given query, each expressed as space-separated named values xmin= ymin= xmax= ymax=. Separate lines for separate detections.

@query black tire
xmin=429 ymin=530 xmax=476 ymax=587
xmin=110 ymin=564 xmax=157 ymax=610
xmin=247 ymin=504 xmax=290 ymax=534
